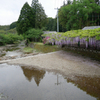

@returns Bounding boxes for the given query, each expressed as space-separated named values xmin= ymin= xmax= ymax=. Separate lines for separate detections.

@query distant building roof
xmin=82 ymin=26 xmax=100 ymax=30
xmin=43 ymin=31 xmax=57 ymax=34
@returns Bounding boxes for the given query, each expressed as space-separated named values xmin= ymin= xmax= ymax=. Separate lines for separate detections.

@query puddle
xmin=0 ymin=63 xmax=99 ymax=100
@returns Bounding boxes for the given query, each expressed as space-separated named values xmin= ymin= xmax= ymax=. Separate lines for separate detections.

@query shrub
xmin=25 ymin=28 xmax=43 ymax=42
xmin=42 ymin=37 xmax=50 ymax=44
xmin=0 ymin=34 xmax=6 ymax=45
xmin=0 ymin=33 xmax=23 ymax=45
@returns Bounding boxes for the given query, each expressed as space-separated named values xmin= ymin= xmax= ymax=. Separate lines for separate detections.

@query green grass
xmin=23 ymin=42 xmax=60 ymax=54
xmin=34 ymin=42 xmax=60 ymax=53
xmin=23 ymin=47 xmax=33 ymax=54
xmin=34 ymin=42 xmax=44 ymax=45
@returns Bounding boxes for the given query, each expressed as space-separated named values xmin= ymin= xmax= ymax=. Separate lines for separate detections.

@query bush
xmin=0 ymin=33 xmax=23 ymax=45
xmin=0 ymin=34 xmax=6 ymax=45
xmin=42 ymin=37 xmax=50 ymax=44
xmin=25 ymin=28 xmax=43 ymax=42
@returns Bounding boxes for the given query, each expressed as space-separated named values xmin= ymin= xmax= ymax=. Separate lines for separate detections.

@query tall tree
xmin=67 ymin=0 xmax=72 ymax=5
xmin=58 ymin=0 xmax=100 ymax=31
xmin=31 ymin=0 xmax=47 ymax=29
xmin=16 ymin=2 xmax=35 ymax=35
xmin=45 ymin=17 xmax=56 ymax=31
xmin=10 ymin=21 xmax=17 ymax=29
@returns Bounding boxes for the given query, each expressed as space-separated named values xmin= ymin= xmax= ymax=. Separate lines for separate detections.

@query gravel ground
xmin=0 ymin=50 xmax=100 ymax=78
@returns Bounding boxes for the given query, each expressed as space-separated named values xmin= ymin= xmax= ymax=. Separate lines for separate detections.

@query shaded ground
xmin=63 ymin=46 xmax=100 ymax=62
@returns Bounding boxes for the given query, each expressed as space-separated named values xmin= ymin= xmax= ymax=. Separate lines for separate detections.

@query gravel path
xmin=0 ymin=50 xmax=100 ymax=78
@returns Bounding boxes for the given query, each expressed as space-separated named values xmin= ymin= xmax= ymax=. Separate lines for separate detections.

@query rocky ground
xmin=0 ymin=43 xmax=40 ymax=61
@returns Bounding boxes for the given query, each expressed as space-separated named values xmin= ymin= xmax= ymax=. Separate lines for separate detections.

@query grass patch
xmin=34 ymin=43 xmax=60 ymax=53
xmin=23 ymin=42 xmax=61 ymax=54
xmin=23 ymin=47 xmax=33 ymax=54
xmin=34 ymin=42 xmax=44 ymax=45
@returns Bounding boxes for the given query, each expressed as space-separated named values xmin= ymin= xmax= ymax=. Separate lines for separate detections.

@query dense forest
xmin=58 ymin=0 xmax=100 ymax=31
xmin=42 ymin=0 xmax=100 ymax=32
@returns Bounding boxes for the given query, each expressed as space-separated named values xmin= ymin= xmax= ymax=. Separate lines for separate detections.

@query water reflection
xmin=21 ymin=66 xmax=45 ymax=86
xmin=65 ymin=76 xmax=100 ymax=100
xmin=0 ymin=63 xmax=97 ymax=100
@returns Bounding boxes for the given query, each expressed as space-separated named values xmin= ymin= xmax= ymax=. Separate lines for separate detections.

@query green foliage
xmin=17 ymin=2 xmax=35 ymax=35
xmin=0 ymin=30 xmax=5 ymax=34
xmin=7 ymin=28 xmax=17 ymax=34
xmin=0 ymin=34 xmax=6 ymax=45
xmin=42 ymin=28 xmax=100 ymax=41
xmin=0 ymin=28 xmax=17 ymax=34
xmin=23 ymin=47 xmax=33 ymax=53
xmin=58 ymin=0 xmax=100 ymax=31
xmin=0 ymin=25 xmax=9 ymax=31
xmin=0 ymin=25 xmax=17 ymax=34
xmin=34 ymin=42 xmax=60 ymax=53
xmin=25 ymin=28 xmax=43 ymax=42
xmin=63 ymin=28 xmax=100 ymax=40
xmin=45 ymin=17 xmax=56 ymax=31
xmin=31 ymin=0 xmax=47 ymax=29
xmin=10 ymin=21 xmax=17 ymax=29
xmin=0 ymin=33 xmax=23 ymax=45
xmin=16 ymin=1 xmax=47 ymax=39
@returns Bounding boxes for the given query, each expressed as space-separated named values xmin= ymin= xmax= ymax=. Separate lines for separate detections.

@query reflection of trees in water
xmin=65 ymin=76 xmax=100 ymax=100
xmin=21 ymin=66 xmax=45 ymax=86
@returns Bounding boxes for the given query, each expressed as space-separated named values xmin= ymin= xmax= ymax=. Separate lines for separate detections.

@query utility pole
xmin=98 ymin=0 xmax=100 ymax=26
xmin=55 ymin=8 xmax=59 ymax=32
xmin=55 ymin=75 xmax=61 ymax=85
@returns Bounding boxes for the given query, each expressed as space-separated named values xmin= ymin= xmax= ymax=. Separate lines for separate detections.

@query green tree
xmin=31 ymin=0 xmax=47 ymax=29
xmin=67 ymin=0 xmax=72 ymax=5
xmin=58 ymin=0 xmax=100 ymax=31
xmin=94 ymin=0 xmax=99 ymax=4
xmin=59 ymin=4 xmax=72 ymax=30
xmin=16 ymin=2 xmax=35 ymax=35
xmin=10 ymin=21 xmax=17 ymax=29
xmin=25 ymin=28 xmax=43 ymax=42
xmin=45 ymin=17 xmax=55 ymax=31
xmin=0 ymin=25 xmax=9 ymax=31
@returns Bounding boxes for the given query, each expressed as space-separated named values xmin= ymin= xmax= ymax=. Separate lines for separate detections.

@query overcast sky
xmin=0 ymin=0 xmax=65 ymax=25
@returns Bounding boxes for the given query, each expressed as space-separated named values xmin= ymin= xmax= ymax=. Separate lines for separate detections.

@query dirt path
xmin=1 ymin=50 xmax=100 ymax=78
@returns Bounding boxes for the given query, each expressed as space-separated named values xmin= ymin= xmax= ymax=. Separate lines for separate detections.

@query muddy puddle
xmin=0 ymin=63 xmax=99 ymax=100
